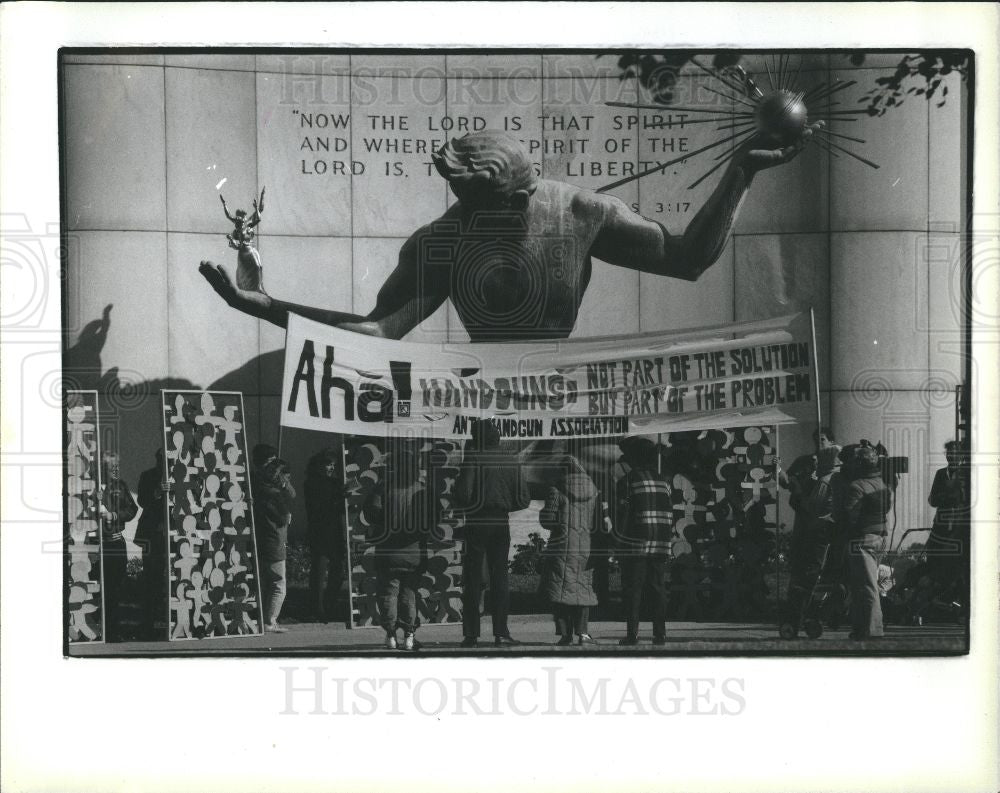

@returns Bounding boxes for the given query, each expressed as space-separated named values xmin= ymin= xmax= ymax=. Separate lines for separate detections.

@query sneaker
xmin=577 ymin=634 xmax=600 ymax=646
xmin=618 ymin=636 xmax=639 ymax=646
xmin=460 ymin=636 xmax=479 ymax=648
xmin=265 ymin=623 xmax=288 ymax=634
xmin=385 ymin=633 xmax=398 ymax=650
xmin=494 ymin=634 xmax=521 ymax=647
xmin=403 ymin=633 xmax=422 ymax=651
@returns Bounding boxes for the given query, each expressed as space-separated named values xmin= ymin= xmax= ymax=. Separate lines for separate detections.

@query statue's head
xmin=432 ymin=131 xmax=537 ymax=211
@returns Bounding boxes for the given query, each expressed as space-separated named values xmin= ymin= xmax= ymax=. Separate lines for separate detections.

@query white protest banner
xmin=281 ymin=312 xmax=818 ymax=440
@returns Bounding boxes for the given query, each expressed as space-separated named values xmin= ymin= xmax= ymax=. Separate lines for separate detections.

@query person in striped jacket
xmin=614 ymin=437 xmax=674 ymax=646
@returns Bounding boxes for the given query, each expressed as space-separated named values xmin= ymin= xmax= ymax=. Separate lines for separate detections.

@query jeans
xmin=310 ymin=550 xmax=345 ymax=623
xmin=622 ymin=554 xmax=668 ymax=638
xmin=847 ymin=533 xmax=885 ymax=637
xmin=376 ymin=566 xmax=421 ymax=634
xmin=553 ymin=603 xmax=589 ymax=636
xmin=462 ymin=523 xmax=511 ymax=638
xmin=103 ymin=536 xmax=128 ymax=642
xmin=264 ymin=559 xmax=286 ymax=625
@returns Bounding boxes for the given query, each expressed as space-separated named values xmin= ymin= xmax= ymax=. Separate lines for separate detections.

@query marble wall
xmin=61 ymin=51 xmax=969 ymax=543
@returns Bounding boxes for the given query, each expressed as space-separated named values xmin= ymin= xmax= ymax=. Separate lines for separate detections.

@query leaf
xmin=943 ymin=86 xmax=949 ymax=96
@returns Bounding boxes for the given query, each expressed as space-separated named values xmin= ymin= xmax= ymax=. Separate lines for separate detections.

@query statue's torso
xmin=440 ymin=180 xmax=602 ymax=342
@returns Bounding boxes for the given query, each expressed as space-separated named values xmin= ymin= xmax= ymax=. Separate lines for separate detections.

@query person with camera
xmin=96 ymin=451 xmax=139 ymax=643
xmin=454 ymin=419 xmax=530 ymax=648
xmin=839 ymin=444 xmax=893 ymax=640
xmin=251 ymin=444 xmax=296 ymax=633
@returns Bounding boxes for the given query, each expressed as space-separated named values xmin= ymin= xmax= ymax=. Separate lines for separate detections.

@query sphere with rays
xmin=754 ymin=89 xmax=809 ymax=145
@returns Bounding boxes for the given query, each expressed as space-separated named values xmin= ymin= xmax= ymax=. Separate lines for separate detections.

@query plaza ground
xmin=69 ymin=614 xmax=966 ymax=657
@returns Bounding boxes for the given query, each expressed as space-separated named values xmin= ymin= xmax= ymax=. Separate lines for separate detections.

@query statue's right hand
xmin=199 ymin=260 xmax=238 ymax=305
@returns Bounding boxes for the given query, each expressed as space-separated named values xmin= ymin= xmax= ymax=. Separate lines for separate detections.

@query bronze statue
xmin=200 ymin=128 xmax=817 ymax=342
xmin=219 ymin=187 xmax=266 ymax=293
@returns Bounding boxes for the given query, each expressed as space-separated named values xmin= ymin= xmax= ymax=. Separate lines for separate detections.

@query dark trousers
xmin=786 ymin=527 xmax=830 ymax=620
xmin=141 ymin=542 xmax=166 ymax=639
xmin=622 ymin=554 xmax=668 ymax=638
xmin=103 ymin=536 xmax=128 ymax=642
xmin=553 ymin=603 xmax=589 ymax=636
xmin=376 ymin=566 xmax=421 ymax=634
xmin=462 ymin=524 xmax=511 ymax=638
xmin=310 ymin=550 xmax=345 ymax=623
xmin=847 ymin=533 xmax=885 ymax=637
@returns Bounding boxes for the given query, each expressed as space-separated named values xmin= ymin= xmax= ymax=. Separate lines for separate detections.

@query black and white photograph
xmin=56 ymin=45 xmax=975 ymax=657
xmin=1 ymin=4 xmax=997 ymax=793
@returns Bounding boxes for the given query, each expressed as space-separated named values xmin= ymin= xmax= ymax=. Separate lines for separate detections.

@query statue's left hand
xmin=738 ymin=121 xmax=824 ymax=173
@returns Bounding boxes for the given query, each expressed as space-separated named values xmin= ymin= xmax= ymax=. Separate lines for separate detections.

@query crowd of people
xmin=778 ymin=429 xmax=970 ymax=640
xmin=93 ymin=422 xmax=970 ymax=648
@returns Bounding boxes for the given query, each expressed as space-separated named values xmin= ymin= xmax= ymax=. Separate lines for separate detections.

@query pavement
xmin=69 ymin=614 xmax=967 ymax=657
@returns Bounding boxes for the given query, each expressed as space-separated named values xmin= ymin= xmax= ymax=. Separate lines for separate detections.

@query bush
xmin=509 ymin=532 xmax=546 ymax=575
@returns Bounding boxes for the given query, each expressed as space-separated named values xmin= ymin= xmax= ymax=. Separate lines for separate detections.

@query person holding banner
xmin=454 ymin=419 xmax=530 ymax=647
xmin=96 ymin=451 xmax=139 ymax=643
xmin=538 ymin=453 xmax=601 ymax=645
xmin=614 ymin=438 xmax=673 ymax=646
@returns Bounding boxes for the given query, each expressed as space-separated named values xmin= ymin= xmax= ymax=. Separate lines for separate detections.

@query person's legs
xmin=574 ymin=605 xmax=589 ymax=636
xmin=325 ymin=549 xmax=346 ymax=621
xmin=310 ymin=550 xmax=330 ymax=621
xmin=264 ymin=560 xmax=287 ymax=626
xmin=848 ymin=535 xmax=884 ymax=638
xmin=623 ymin=554 xmax=647 ymax=638
xmin=141 ymin=543 xmax=164 ymax=639
xmin=102 ymin=538 xmax=128 ymax=642
xmin=461 ymin=533 xmax=486 ymax=639
xmin=376 ymin=566 xmax=401 ymax=635
xmin=485 ymin=525 xmax=511 ymax=637
xmin=648 ymin=555 xmax=668 ymax=639
xmin=397 ymin=569 xmax=421 ymax=636
xmin=553 ymin=603 xmax=570 ymax=636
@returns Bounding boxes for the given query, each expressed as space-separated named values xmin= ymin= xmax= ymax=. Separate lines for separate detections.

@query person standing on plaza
xmin=538 ymin=453 xmax=601 ymax=646
xmin=251 ymin=444 xmax=295 ymax=633
xmin=614 ymin=437 xmax=674 ymax=646
xmin=304 ymin=448 xmax=347 ymax=624
xmin=96 ymin=450 xmax=139 ymax=642
xmin=454 ymin=419 xmax=530 ymax=648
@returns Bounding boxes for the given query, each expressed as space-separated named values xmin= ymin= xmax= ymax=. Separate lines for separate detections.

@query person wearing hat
xmin=840 ymin=444 xmax=892 ymax=639
xmin=614 ymin=437 xmax=673 ymax=646
xmin=454 ymin=418 xmax=530 ymax=647
xmin=304 ymin=447 xmax=347 ymax=624
xmin=251 ymin=443 xmax=296 ymax=633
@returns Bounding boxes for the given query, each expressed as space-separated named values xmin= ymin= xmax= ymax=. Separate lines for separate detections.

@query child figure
xmin=364 ymin=446 xmax=433 ymax=651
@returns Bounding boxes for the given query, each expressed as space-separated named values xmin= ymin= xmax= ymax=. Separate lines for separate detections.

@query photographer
xmin=251 ymin=444 xmax=296 ymax=633
xmin=838 ymin=444 xmax=892 ymax=640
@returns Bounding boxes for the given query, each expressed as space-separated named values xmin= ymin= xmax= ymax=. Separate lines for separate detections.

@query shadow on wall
xmin=63 ymin=304 xmax=326 ymax=539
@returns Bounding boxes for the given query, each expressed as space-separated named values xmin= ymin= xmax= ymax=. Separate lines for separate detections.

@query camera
xmin=838 ymin=439 xmax=907 ymax=490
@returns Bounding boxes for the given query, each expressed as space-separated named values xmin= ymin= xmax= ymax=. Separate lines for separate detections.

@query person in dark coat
xmin=926 ymin=440 xmax=970 ymax=607
xmin=364 ymin=446 xmax=434 ymax=651
xmin=839 ymin=445 xmax=892 ymax=639
xmin=539 ymin=453 xmax=600 ymax=645
xmin=454 ymin=419 xmax=530 ymax=648
xmin=614 ymin=437 xmax=673 ymax=646
xmin=96 ymin=451 xmax=139 ymax=642
xmin=304 ymin=448 xmax=347 ymax=623
xmin=135 ymin=448 xmax=171 ymax=639
xmin=251 ymin=444 xmax=295 ymax=633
